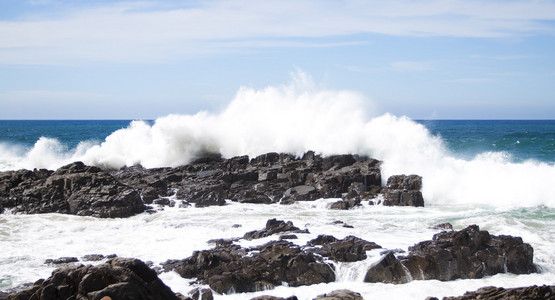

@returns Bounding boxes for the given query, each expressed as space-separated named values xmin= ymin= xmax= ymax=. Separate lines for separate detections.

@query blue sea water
xmin=0 ymin=120 xmax=137 ymax=150
xmin=417 ymin=120 xmax=555 ymax=163
xmin=1 ymin=118 xmax=555 ymax=298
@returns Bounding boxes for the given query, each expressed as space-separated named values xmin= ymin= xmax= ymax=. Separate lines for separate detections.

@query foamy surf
xmin=1 ymin=201 xmax=554 ymax=299
xmin=1 ymin=72 xmax=554 ymax=209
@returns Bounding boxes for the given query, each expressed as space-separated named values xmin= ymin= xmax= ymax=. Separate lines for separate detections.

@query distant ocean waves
xmin=1 ymin=78 xmax=554 ymax=208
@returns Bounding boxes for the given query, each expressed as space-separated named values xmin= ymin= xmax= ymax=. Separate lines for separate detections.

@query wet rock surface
xmin=0 ymin=162 xmax=145 ymax=218
xmin=162 ymin=240 xmax=336 ymax=294
xmin=112 ymin=151 xmax=386 ymax=209
xmin=0 ymin=220 xmax=541 ymax=299
xmin=383 ymin=174 xmax=424 ymax=207
xmin=162 ymin=219 xmax=386 ymax=294
xmin=439 ymin=285 xmax=555 ymax=300
xmin=0 ymin=151 xmax=428 ymax=217
xmin=6 ymin=257 xmax=182 ymax=300
xmin=307 ymin=235 xmax=381 ymax=262
xmin=365 ymin=225 xmax=537 ymax=284
xmin=314 ymin=289 xmax=364 ymax=300
xmin=243 ymin=218 xmax=309 ymax=240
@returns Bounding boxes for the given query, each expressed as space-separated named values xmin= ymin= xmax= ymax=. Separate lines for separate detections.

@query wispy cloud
xmin=445 ymin=78 xmax=493 ymax=83
xmin=1 ymin=0 xmax=555 ymax=64
xmin=2 ymin=90 xmax=102 ymax=101
xmin=471 ymin=54 xmax=537 ymax=60
xmin=391 ymin=61 xmax=432 ymax=71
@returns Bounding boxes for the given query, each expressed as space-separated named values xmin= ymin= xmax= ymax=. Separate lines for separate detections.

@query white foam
xmin=1 ymin=70 xmax=555 ymax=208
xmin=1 ymin=202 xmax=554 ymax=298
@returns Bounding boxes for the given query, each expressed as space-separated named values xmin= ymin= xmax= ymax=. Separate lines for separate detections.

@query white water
xmin=1 ymin=71 xmax=555 ymax=297
xmin=1 ymin=71 xmax=555 ymax=208
xmin=1 ymin=200 xmax=554 ymax=299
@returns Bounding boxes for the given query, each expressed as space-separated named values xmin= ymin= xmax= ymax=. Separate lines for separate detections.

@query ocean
xmin=1 ymin=90 xmax=555 ymax=299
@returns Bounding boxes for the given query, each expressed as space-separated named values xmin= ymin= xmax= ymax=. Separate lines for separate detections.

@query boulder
xmin=243 ymin=219 xmax=309 ymax=240
xmin=383 ymin=174 xmax=424 ymax=207
xmin=308 ymin=235 xmax=381 ymax=262
xmin=314 ymin=289 xmax=364 ymax=300
xmin=364 ymin=252 xmax=411 ymax=284
xmin=441 ymin=285 xmax=555 ymax=300
xmin=364 ymin=225 xmax=537 ymax=284
xmin=7 ymin=258 xmax=181 ymax=300
xmin=0 ymin=162 xmax=145 ymax=218
xmin=0 ymin=151 xmax=424 ymax=216
xmin=251 ymin=296 xmax=298 ymax=300
xmin=162 ymin=240 xmax=335 ymax=294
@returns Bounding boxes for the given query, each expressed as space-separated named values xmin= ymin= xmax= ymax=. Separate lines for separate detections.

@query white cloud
xmin=445 ymin=78 xmax=493 ymax=83
xmin=1 ymin=0 xmax=555 ymax=64
xmin=391 ymin=61 xmax=432 ymax=71
xmin=2 ymin=90 xmax=102 ymax=102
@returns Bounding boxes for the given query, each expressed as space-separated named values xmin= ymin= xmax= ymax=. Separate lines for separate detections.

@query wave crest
xmin=1 ymin=71 xmax=554 ymax=208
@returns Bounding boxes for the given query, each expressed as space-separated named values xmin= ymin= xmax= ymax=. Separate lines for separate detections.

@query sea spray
xmin=1 ymin=71 xmax=555 ymax=208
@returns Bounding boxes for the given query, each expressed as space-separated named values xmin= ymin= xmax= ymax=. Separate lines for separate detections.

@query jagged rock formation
xmin=365 ymin=225 xmax=537 ymax=284
xmin=383 ymin=174 xmax=424 ymax=207
xmin=435 ymin=285 xmax=555 ymax=300
xmin=162 ymin=240 xmax=335 ymax=294
xmin=6 ymin=258 xmax=182 ymax=300
xmin=112 ymin=151 xmax=385 ymax=208
xmin=162 ymin=218 xmax=387 ymax=294
xmin=314 ymin=289 xmax=364 ymax=300
xmin=0 ymin=162 xmax=144 ymax=218
xmin=307 ymin=235 xmax=381 ymax=262
xmin=243 ymin=218 xmax=309 ymax=240
xmin=0 ymin=151 xmax=426 ymax=218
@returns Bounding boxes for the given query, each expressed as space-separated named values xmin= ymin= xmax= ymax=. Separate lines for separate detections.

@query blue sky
xmin=1 ymin=0 xmax=555 ymax=119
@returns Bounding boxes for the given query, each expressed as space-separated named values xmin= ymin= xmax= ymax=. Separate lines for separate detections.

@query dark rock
xmin=0 ymin=162 xmax=145 ymax=218
xmin=44 ymin=257 xmax=79 ymax=265
xmin=364 ymin=252 xmax=411 ymax=284
xmin=308 ymin=235 xmax=381 ymax=262
xmin=281 ymin=185 xmax=319 ymax=202
xmin=251 ymin=296 xmax=298 ymax=300
xmin=365 ymin=225 xmax=537 ymax=284
xmin=329 ymin=199 xmax=361 ymax=210
xmin=162 ymin=240 xmax=335 ymax=294
xmin=441 ymin=285 xmax=555 ymax=300
xmin=82 ymin=254 xmax=106 ymax=262
xmin=314 ymin=289 xmax=364 ymax=300
xmin=383 ymin=174 xmax=424 ymax=207
xmin=243 ymin=219 xmax=309 ymax=240
xmin=7 ymin=257 xmax=181 ymax=300
xmin=279 ymin=234 xmax=298 ymax=240
xmin=430 ymin=223 xmax=453 ymax=231
xmin=0 ymin=151 xmax=422 ymax=217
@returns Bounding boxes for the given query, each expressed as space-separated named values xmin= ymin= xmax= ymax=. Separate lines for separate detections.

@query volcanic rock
xmin=7 ymin=257 xmax=181 ymax=300
xmin=0 ymin=151 xmax=425 ymax=217
xmin=44 ymin=256 xmax=79 ymax=265
xmin=383 ymin=174 xmax=424 ymax=207
xmin=243 ymin=218 xmax=309 ymax=240
xmin=162 ymin=240 xmax=335 ymax=294
xmin=250 ymin=296 xmax=298 ymax=300
xmin=112 ymin=152 xmax=388 ymax=208
xmin=364 ymin=252 xmax=411 ymax=284
xmin=441 ymin=285 xmax=555 ymax=300
xmin=308 ymin=235 xmax=381 ymax=262
xmin=0 ymin=162 xmax=144 ymax=218
xmin=364 ymin=225 xmax=537 ymax=284
xmin=314 ymin=289 xmax=364 ymax=300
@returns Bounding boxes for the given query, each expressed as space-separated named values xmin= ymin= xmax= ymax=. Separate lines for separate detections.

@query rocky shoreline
xmin=0 ymin=220 xmax=543 ymax=299
xmin=0 ymin=151 xmax=424 ymax=217
xmin=0 ymin=151 xmax=548 ymax=299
